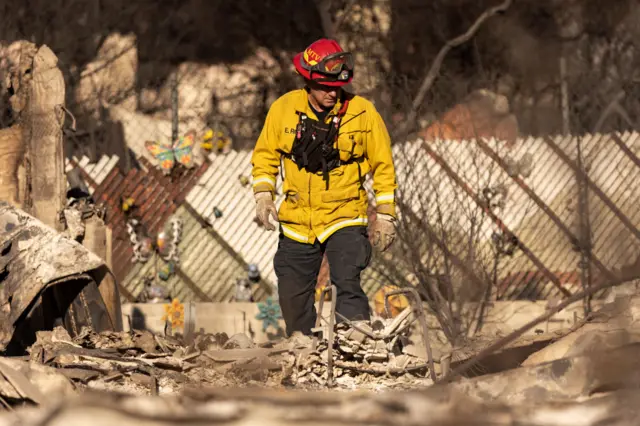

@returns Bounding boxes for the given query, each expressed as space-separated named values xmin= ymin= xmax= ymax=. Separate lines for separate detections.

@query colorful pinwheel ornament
xmin=255 ymin=297 xmax=283 ymax=332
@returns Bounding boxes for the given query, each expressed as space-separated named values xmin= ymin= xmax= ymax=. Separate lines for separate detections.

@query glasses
xmin=302 ymin=52 xmax=354 ymax=82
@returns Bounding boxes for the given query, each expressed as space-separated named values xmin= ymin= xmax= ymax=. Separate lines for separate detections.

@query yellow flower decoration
xmin=203 ymin=129 xmax=214 ymax=141
xmin=201 ymin=128 xmax=231 ymax=153
xmin=162 ymin=298 xmax=185 ymax=329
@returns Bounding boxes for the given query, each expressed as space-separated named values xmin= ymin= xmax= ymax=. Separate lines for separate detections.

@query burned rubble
xmin=2 ymin=188 xmax=640 ymax=423
xmin=0 ymin=201 xmax=434 ymax=396
xmin=0 ymin=293 xmax=638 ymax=425
xmin=0 ymin=202 xmax=119 ymax=353
xmin=290 ymin=310 xmax=433 ymax=388
xmin=4 ymin=195 xmax=640 ymax=424
xmin=3 ymin=330 xmax=640 ymax=425
xmin=0 ymin=306 xmax=433 ymax=404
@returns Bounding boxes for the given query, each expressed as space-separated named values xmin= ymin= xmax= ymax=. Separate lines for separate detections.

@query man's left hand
xmin=371 ymin=213 xmax=396 ymax=252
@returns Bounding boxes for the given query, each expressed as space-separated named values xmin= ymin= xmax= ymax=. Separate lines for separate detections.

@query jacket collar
xmin=298 ymin=87 xmax=347 ymax=122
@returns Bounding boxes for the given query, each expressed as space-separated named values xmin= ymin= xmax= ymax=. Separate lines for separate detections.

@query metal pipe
xmin=384 ymin=288 xmax=437 ymax=382
xmin=311 ymin=285 xmax=337 ymax=387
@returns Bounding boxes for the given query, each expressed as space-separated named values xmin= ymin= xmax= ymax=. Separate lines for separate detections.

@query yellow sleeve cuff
xmin=252 ymin=176 xmax=276 ymax=194
xmin=375 ymin=192 xmax=395 ymax=205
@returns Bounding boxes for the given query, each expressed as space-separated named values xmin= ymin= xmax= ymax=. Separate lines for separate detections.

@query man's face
xmin=307 ymin=80 xmax=340 ymax=109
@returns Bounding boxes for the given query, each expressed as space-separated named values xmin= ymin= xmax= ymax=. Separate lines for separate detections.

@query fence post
xmin=171 ymin=72 xmax=179 ymax=143
xmin=83 ymin=216 xmax=124 ymax=331
xmin=576 ymin=134 xmax=593 ymax=314
xmin=560 ymin=55 xmax=570 ymax=135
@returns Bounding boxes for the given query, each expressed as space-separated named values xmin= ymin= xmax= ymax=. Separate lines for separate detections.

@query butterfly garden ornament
xmin=145 ymin=130 xmax=196 ymax=175
xmin=126 ymin=218 xmax=154 ymax=263
xmin=126 ymin=216 xmax=183 ymax=264
xmin=156 ymin=216 xmax=183 ymax=264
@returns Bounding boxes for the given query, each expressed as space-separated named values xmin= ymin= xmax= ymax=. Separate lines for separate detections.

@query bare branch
xmin=593 ymin=90 xmax=633 ymax=133
xmin=313 ymin=0 xmax=336 ymax=39
xmin=395 ymin=0 xmax=513 ymax=138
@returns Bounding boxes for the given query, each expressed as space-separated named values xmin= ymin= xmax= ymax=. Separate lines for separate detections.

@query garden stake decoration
xmin=256 ymin=297 xmax=283 ymax=332
xmin=162 ymin=298 xmax=185 ymax=330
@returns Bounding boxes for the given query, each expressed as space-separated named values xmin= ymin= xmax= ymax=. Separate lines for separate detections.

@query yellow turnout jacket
xmin=251 ymin=88 xmax=397 ymax=244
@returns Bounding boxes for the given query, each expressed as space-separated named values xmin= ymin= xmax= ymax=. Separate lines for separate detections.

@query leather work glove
xmin=371 ymin=213 xmax=396 ymax=252
xmin=255 ymin=191 xmax=278 ymax=231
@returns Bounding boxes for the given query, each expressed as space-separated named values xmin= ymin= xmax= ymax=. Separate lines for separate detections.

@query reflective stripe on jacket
xmin=251 ymin=88 xmax=397 ymax=244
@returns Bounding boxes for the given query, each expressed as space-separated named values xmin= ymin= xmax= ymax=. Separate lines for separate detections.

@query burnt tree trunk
xmin=0 ymin=42 xmax=65 ymax=231
xmin=21 ymin=45 xmax=66 ymax=231
xmin=0 ymin=125 xmax=24 ymax=207
xmin=0 ymin=42 xmax=123 ymax=332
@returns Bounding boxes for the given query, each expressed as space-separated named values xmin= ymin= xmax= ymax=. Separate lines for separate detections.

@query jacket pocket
xmin=284 ymin=189 xmax=300 ymax=205
xmin=320 ymin=186 xmax=360 ymax=203
xmin=278 ymin=132 xmax=296 ymax=155
xmin=278 ymin=190 xmax=307 ymax=225
xmin=336 ymin=132 xmax=364 ymax=162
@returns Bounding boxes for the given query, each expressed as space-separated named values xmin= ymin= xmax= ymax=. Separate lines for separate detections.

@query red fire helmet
xmin=293 ymin=38 xmax=354 ymax=87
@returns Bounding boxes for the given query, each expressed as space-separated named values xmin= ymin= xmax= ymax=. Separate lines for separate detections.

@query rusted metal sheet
xmin=0 ymin=202 xmax=114 ymax=352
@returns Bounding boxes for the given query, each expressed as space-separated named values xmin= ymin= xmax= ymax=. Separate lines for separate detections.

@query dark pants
xmin=273 ymin=226 xmax=372 ymax=336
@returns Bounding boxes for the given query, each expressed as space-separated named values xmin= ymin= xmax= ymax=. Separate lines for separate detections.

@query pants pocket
xmin=350 ymin=226 xmax=372 ymax=270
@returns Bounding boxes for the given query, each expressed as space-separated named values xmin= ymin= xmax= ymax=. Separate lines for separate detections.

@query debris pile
xmin=293 ymin=311 xmax=431 ymax=387
xmin=2 ymin=297 xmax=640 ymax=424
xmin=193 ymin=316 xmax=432 ymax=389
xmin=7 ymin=310 xmax=430 ymax=399
xmin=6 ymin=380 xmax=640 ymax=426
xmin=25 ymin=326 xmax=218 ymax=396
xmin=0 ymin=202 xmax=117 ymax=353
xmin=7 ymin=342 xmax=640 ymax=426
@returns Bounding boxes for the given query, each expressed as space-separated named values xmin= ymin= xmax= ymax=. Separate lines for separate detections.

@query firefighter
xmin=251 ymin=38 xmax=397 ymax=336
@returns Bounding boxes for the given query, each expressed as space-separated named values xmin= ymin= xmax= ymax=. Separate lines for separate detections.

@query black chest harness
xmin=287 ymin=99 xmax=352 ymax=189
